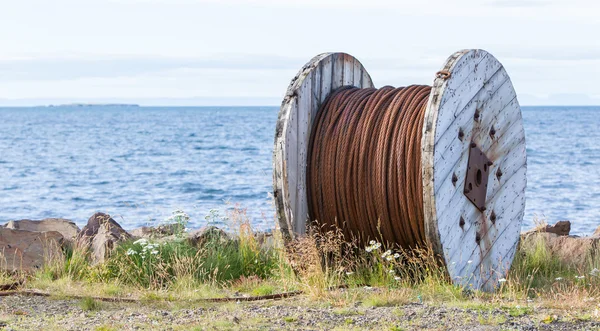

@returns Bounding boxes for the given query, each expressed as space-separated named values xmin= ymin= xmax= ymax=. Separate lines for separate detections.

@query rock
xmin=0 ymin=228 xmax=64 ymax=272
xmin=520 ymin=232 xmax=599 ymax=267
xmin=522 ymin=220 xmax=571 ymax=236
xmin=76 ymin=213 xmax=132 ymax=264
xmin=4 ymin=218 xmax=80 ymax=242
xmin=130 ymin=223 xmax=183 ymax=239
xmin=187 ymin=226 xmax=230 ymax=247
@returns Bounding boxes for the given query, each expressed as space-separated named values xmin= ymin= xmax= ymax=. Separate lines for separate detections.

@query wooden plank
xmin=320 ymin=57 xmax=333 ymax=105
xmin=285 ymin=97 xmax=299 ymax=234
xmin=295 ymin=74 xmax=312 ymax=234
xmin=332 ymin=54 xmax=344 ymax=91
xmin=343 ymin=54 xmax=354 ymax=86
xmin=353 ymin=58 xmax=362 ymax=88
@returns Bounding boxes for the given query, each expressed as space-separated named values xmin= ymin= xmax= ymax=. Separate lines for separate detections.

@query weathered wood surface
xmin=273 ymin=53 xmax=374 ymax=238
xmin=421 ymin=49 xmax=527 ymax=291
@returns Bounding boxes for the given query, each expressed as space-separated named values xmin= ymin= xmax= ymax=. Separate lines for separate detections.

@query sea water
xmin=0 ymin=106 xmax=598 ymax=235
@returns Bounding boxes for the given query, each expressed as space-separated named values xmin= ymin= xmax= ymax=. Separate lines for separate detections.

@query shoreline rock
xmin=76 ymin=213 xmax=132 ymax=265
xmin=0 ymin=228 xmax=64 ymax=272
xmin=4 ymin=218 xmax=80 ymax=243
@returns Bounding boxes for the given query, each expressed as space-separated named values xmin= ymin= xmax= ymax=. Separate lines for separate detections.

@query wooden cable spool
xmin=272 ymin=49 xmax=527 ymax=291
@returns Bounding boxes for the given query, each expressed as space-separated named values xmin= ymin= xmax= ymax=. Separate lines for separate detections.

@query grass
xmin=79 ymin=296 xmax=102 ymax=311
xmin=1 ymin=209 xmax=600 ymax=325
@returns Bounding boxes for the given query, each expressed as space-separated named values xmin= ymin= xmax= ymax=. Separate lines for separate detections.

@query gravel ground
xmin=0 ymin=294 xmax=598 ymax=330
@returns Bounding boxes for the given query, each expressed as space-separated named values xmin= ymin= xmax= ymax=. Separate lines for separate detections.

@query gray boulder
xmin=4 ymin=218 xmax=80 ymax=242
xmin=520 ymin=231 xmax=599 ymax=268
xmin=522 ymin=220 xmax=571 ymax=237
xmin=0 ymin=228 xmax=64 ymax=272
xmin=76 ymin=213 xmax=132 ymax=264
xmin=188 ymin=226 xmax=230 ymax=247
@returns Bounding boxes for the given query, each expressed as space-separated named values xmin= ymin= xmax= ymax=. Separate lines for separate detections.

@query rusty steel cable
xmin=307 ymin=85 xmax=432 ymax=249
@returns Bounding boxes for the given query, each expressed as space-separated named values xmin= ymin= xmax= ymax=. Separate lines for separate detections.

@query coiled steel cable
xmin=307 ymin=85 xmax=432 ymax=248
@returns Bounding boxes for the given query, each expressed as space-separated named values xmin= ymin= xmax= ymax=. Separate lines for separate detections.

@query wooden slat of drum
xmin=332 ymin=54 xmax=344 ymax=91
xmin=273 ymin=104 xmax=293 ymax=237
xmin=343 ymin=54 xmax=354 ymax=86
xmin=295 ymin=73 xmax=312 ymax=233
xmin=312 ymin=64 xmax=322 ymax=119
xmin=275 ymin=53 xmax=374 ymax=237
xmin=319 ymin=56 xmax=333 ymax=106
xmin=285 ymin=97 xmax=299 ymax=234
xmin=353 ymin=58 xmax=362 ymax=87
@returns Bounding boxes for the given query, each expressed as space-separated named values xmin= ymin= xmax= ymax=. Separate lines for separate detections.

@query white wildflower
xmin=374 ymin=243 xmax=381 ymax=249
xmin=555 ymin=277 xmax=563 ymax=281
xmin=369 ymin=240 xmax=376 ymax=245
xmin=576 ymin=275 xmax=586 ymax=280
xmin=386 ymin=255 xmax=394 ymax=261
xmin=389 ymin=269 xmax=395 ymax=274
xmin=393 ymin=253 xmax=400 ymax=259
xmin=126 ymin=248 xmax=136 ymax=256
xmin=381 ymin=250 xmax=392 ymax=258
xmin=365 ymin=246 xmax=373 ymax=253
xmin=133 ymin=238 xmax=148 ymax=245
xmin=394 ymin=276 xmax=401 ymax=281
xmin=151 ymin=250 xmax=159 ymax=255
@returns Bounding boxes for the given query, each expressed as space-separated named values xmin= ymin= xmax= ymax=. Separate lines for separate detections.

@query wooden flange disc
xmin=422 ymin=49 xmax=527 ymax=291
xmin=273 ymin=53 xmax=374 ymax=239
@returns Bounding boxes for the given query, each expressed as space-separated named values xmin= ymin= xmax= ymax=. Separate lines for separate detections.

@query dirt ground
xmin=0 ymin=294 xmax=599 ymax=330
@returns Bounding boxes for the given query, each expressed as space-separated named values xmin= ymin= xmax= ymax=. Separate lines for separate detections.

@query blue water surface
xmin=0 ymin=106 xmax=598 ymax=234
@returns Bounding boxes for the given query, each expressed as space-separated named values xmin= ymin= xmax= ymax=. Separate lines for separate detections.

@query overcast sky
xmin=1 ymin=0 xmax=599 ymax=106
